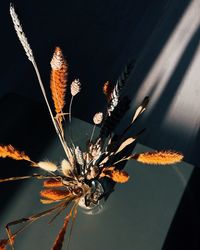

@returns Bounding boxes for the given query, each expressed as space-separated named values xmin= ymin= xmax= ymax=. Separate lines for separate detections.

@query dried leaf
xmin=99 ymin=155 xmax=109 ymax=165
xmin=40 ymin=199 xmax=57 ymax=204
xmin=132 ymin=151 xmax=183 ymax=165
xmin=0 ymin=145 xmax=31 ymax=162
xmin=40 ymin=189 xmax=70 ymax=201
xmin=131 ymin=96 xmax=149 ymax=124
xmin=51 ymin=212 xmax=72 ymax=250
xmin=50 ymin=47 xmax=68 ymax=114
xmin=100 ymin=166 xmax=129 ymax=183
xmin=115 ymin=137 xmax=136 ymax=154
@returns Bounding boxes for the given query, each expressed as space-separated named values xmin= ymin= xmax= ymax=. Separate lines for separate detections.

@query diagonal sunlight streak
xmin=161 ymin=41 xmax=200 ymax=144
xmin=134 ymin=0 xmax=200 ymax=117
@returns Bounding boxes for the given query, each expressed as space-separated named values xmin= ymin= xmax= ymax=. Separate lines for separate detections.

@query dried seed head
xmin=50 ymin=47 xmax=68 ymax=114
xmin=93 ymin=112 xmax=103 ymax=125
xmin=50 ymin=47 xmax=64 ymax=70
xmin=71 ymin=79 xmax=81 ymax=96
xmin=37 ymin=161 xmax=58 ymax=172
xmin=61 ymin=159 xmax=73 ymax=176
xmin=10 ymin=4 xmax=34 ymax=62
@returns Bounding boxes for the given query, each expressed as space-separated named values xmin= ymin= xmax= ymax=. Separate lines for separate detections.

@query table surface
xmin=0 ymin=117 xmax=193 ymax=250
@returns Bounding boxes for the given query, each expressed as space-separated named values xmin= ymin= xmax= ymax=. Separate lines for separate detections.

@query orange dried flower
xmin=43 ymin=179 xmax=64 ymax=188
xmin=52 ymin=212 xmax=71 ymax=250
xmin=0 ymin=236 xmax=15 ymax=250
xmin=133 ymin=151 xmax=183 ymax=165
xmin=40 ymin=189 xmax=70 ymax=201
xmin=100 ymin=166 xmax=129 ymax=183
xmin=0 ymin=145 xmax=31 ymax=162
xmin=50 ymin=47 xmax=68 ymax=114
xmin=0 ymin=239 xmax=8 ymax=250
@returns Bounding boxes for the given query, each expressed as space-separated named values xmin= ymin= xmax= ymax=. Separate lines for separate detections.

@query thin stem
xmin=90 ymin=125 xmax=96 ymax=143
xmin=69 ymin=96 xmax=74 ymax=123
xmin=32 ymin=61 xmax=71 ymax=159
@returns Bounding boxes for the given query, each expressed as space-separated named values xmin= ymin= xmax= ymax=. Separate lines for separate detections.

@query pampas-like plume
xmin=100 ymin=166 xmax=129 ymax=183
xmin=40 ymin=189 xmax=70 ymax=201
xmin=133 ymin=151 xmax=184 ymax=165
xmin=37 ymin=161 xmax=58 ymax=172
xmin=50 ymin=47 xmax=68 ymax=114
xmin=10 ymin=4 xmax=33 ymax=62
xmin=0 ymin=145 xmax=32 ymax=162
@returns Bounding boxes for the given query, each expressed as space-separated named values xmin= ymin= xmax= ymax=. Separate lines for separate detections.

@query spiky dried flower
xmin=71 ymin=79 xmax=81 ymax=96
xmin=133 ymin=151 xmax=183 ymax=165
xmin=10 ymin=4 xmax=33 ymax=62
xmin=93 ymin=112 xmax=103 ymax=125
xmin=50 ymin=47 xmax=68 ymax=114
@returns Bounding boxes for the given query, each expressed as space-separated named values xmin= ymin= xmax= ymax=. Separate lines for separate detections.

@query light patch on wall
xmin=134 ymin=0 xmax=200 ymax=114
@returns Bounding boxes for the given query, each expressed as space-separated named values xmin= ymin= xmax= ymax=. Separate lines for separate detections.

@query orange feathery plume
xmin=43 ymin=179 xmax=64 ymax=188
xmin=50 ymin=47 xmax=68 ymax=115
xmin=40 ymin=189 xmax=70 ymax=201
xmin=100 ymin=166 xmax=129 ymax=183
xmin=103 ymin=81 xmax=113 ymax=101
xmin=0 ymin=145 xmax=31 ymax=162
xmin=133 ymin=151 xmax=183 ymax=165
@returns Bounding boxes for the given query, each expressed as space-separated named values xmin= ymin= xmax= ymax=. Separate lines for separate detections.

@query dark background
xmin=0 ymin=0 xmax=200 ymax=249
